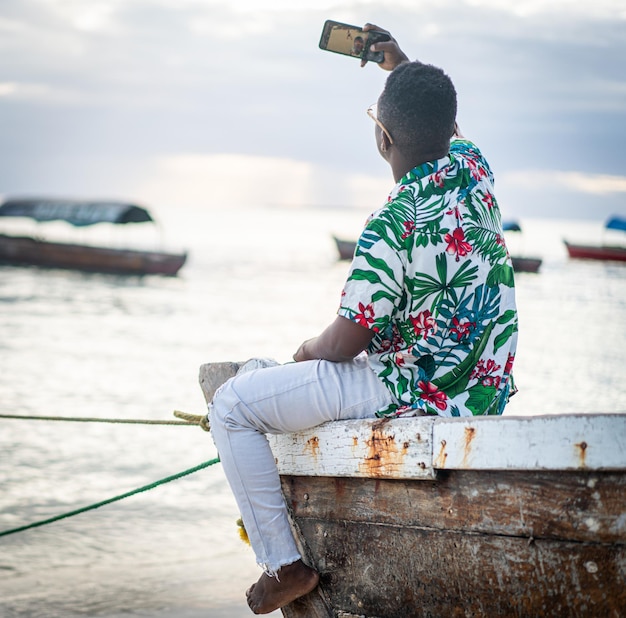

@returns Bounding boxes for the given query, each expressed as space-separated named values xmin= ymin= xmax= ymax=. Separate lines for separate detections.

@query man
xmin=209 ymin=24 xmax=518 ymax=614
xmin=351 ymin=35 xmax=365 ymax=56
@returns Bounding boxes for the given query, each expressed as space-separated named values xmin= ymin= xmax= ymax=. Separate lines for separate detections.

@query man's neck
xmin=391 ymin=149 xmax=447 ymax=183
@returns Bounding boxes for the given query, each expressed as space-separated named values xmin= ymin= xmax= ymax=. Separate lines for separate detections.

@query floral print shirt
xmin=338 ymin=139 xmax=518 ymax=417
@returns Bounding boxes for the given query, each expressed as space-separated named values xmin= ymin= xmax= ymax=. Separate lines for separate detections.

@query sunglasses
xmin=367 ymin=103 xmax=393 ymax=144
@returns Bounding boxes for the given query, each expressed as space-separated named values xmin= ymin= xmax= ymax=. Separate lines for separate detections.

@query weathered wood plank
xmin=281 ymin=471 xmax=626 ymax=616
xmin=281 ymin=471 xmax=626 ymax=544
xmin=279 ymin=512 xmax=335 ymax=618
xmin=198 ymin=361 xmax=241 ymax=404
xmin=292 ymin=516 xmax=626 ymax=618
xmin=270 ymin=413 xmax=626 ymax=478
xmin=279 ymin=587 xmax=333 ymax=618
xmin=432 ymin=414 xmax=626 ymax=471
xmin=199 ymin=363 xmax=626 ymax=476
xmin=268 ymin=417 xmax=436 ymax=480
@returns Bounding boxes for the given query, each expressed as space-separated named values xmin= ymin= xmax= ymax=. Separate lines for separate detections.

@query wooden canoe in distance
xmin=0 ymin=198 xmax=187 ymax=276
xmin=563 ymin=215 xmax=626 ymax=263
xmin=0 ymin=233 xmax=187 ymax=276
xmin=510 ymin=254 xmax=542 ymax=273
xmin=563 ymin=240 xmax=626 ymax=263
xmin=199 ymin=362 xmax=626 ymax=618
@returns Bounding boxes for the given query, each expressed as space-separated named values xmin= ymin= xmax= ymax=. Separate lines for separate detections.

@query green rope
xmin=0 ymin=413 xmax=198 ymax=426
xmin=0 ymin=457 xmax=220 ymax=538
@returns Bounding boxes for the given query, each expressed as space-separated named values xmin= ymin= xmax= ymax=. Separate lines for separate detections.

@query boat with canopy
xmin=0 ymin=197 xmax=187 ymax=276
xmin=564 ymin=215 xmax=626 ymax=262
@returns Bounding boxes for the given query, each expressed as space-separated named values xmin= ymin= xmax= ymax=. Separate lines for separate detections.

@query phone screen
xmin=318 ymin=20 xmax=389 ymax=63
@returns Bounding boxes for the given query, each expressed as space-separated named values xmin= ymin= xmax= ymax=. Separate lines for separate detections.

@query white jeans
xmin=208 ymin=355 xmax=395 ymax=575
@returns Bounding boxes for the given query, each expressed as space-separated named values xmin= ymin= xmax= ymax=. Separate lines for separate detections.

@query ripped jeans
xmin=208 ymin=355 xmax=395 ymax=576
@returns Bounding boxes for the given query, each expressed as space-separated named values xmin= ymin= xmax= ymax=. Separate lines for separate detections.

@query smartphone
xmin=318 ymin=20 xmax=390 ymax=63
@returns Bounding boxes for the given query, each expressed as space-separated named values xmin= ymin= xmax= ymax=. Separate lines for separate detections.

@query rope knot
xmin=173 ymin=410 xmax=211 ymax=431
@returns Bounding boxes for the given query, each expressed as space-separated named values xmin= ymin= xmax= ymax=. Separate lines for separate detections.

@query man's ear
xmin=380 ymin=131 xmax=392 ymax=153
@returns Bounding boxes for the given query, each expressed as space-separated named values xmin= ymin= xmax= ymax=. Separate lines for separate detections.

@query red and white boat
xmin=564 ymin=216 xmax=626 ymax=263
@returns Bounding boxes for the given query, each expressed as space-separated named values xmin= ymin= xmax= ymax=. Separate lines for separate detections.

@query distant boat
xmin=501 ymin=220 xmax=543 ymax=273
xmin=0 ymin=198 xmax=187 ymax=276
xmin=564 ymin=215 xmax=626 ymax=263
xmin=332 ymin=235 xmax=357 ymax=261
xmin=332 ymin=220 xmax=543 ymax=273
xmin=509 ymin=255 xmax=543 ymax=273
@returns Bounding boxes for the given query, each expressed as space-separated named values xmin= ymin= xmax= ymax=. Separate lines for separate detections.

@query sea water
xmin=0 ymin=205 xmax=625 ymax=617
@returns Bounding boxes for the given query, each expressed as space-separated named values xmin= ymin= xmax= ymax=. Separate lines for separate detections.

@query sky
xmin=0 ymin=0 xmax=625 ymax=221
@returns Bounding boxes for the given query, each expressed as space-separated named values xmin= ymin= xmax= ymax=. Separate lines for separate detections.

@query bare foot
xmin=246 ymin=559 xmax=319 ymax=614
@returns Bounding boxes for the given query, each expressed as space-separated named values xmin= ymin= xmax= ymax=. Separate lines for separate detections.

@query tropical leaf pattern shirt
xmin=338 ymin=139 xmax=518 ymax=417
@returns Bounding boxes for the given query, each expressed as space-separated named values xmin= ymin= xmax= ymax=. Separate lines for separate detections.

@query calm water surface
xmin=0 ymin=205 xmax=625 ymax=617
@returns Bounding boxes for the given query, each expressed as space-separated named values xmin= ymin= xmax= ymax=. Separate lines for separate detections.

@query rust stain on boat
xmin=462 ymin=426 xmax=477 ymax=467
xmin=434 ymin=439 xmax=448 ymax=468
xmin=357 ymin=426 xmax=407 ymax=477
xmin=575 ymin=441 xmax=588 ymax=468
xmin=305 ymin=436 xmax=320 ymax=460
xmin=372 ymin=417 xmax=392 ymax=431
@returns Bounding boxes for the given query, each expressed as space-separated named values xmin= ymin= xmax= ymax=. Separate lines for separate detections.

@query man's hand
xmin=293 ymin=316 xmax=375 ymax=363
xmin=293 ymin=338 xmax=316 ymax=362
xmin=361 ymin=23 xmax=409 ymax=71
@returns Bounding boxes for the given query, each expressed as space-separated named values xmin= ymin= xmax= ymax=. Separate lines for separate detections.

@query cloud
xmin=134 ymin=153 xmax=626 ymax=224
xmin=0 ymin=0 xmax=624 ymax=220
xmin=136 ymin=153 xmax=314 ymax=207
xmin=133 ymin=152 xmax=392 ymax=210
xmin=464 ymin=0 xmax=626 ymax=19
xmin=503 ymin=170 xmax=626 ymax=195
xmin=0 ymin=80 xmax=85 ymax=104
xmin=0 ymin=82 xmax=17 ymax=96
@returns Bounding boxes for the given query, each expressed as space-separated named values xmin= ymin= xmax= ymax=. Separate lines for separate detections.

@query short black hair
xmin=378 ymin=61 xmax=457 ymax=157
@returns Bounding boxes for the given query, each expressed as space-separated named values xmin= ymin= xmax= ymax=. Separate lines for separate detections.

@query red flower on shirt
xmin=450 ymin=316 xmax=475 ymax=342
xmin=467 ymin=157 xmax=487 ymax=181
xmin=445 ymin=228 xmax=472 ymax=260
xmin=470 ymin=358 xmax=502 ymax=388
xmin=432 ymin=170 xmax=446 ymax=188
xmin=409 ymin=309 xmax=436 ymax=339
xmin=481 ymin=192 xmax=495 ymax=209
xmin=401 ymin=220 xmax=416 ymax=239
xmin=445 ymin=205 xmax=463 ymax=219
xmin=418 ymin=381 xmax=448 ymax=411
xmin=354 ymin=302 xmax=375 ymax=327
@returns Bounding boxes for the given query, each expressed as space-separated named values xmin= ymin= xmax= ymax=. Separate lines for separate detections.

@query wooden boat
xmin=564 ymin=215 xmax=626 ymax=263
xmin=332 ymin=235 xmax=358 ymax=261
xmin=200 ymin=362 xmax=626 ymax=618
xmin=509 ymin=255 xmax=543 ymax=273
xmin=0 ymin=198 xmax=187 ymax=276
xmin=563 ymin=241 xmax=626 ymax=262
xmin=333 ymin=225 xmax=543 ymax=273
